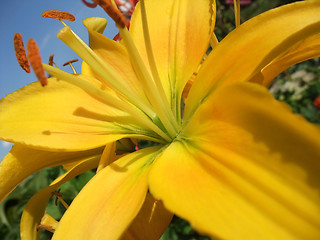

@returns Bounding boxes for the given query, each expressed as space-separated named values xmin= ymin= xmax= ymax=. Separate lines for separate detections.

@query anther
xmin=27 ymin=39 xmax=48 ymax=86
xmin=52 ymin=189 xmax=69 ymax=209
xmin=13 ymin=33 xmax=31 ymax=73
xmin=48 ymin=54 xmax=54 ymax=66
xmin=36 ymin=224 xmax=54 ymax=233
xmin=95 ymin=0 xmax=127 ymax=28
xmin=62 ymin=59 xmax=78 ymax=66
xmin=42 ymin=10 xmax=75 ymax=22
xmin=82 ymin=0 xmax=98 ymax=8
xmin=63 ymin=59 xmax=78 ymax=74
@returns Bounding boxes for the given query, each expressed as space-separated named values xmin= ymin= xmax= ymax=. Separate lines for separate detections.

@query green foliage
xmin=270 ymin=59 xmax=320 ymax=124
xmin=0 ymin=167 xmax=95 ymax=240
xmin=160 ymin=216 xmax=210 ymax=240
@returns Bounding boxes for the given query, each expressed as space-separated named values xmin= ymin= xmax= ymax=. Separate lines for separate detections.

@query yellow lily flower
xmin=1 ymin=0 xmax=320 ymax=239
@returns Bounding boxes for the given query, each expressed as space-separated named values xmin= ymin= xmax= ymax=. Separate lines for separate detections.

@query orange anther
xmin=36 ymin=224 xmax=54 ymax=232
xmin=27 ymin=39 xmax=48 ymax=87
xmin=48 ymin=54 xmax=54 ymax=66
xmin=62 ymin=59 xmax=79 ymax=66
xmin=42 ymin=10 xmax=75 ymax=22
xmin=13 ymin=33 xmax=31 ymax=73
xmin=97 ymin=0 xmax=127 ymax=28
xmin=82 ymin=0 xmax=98 ymax=8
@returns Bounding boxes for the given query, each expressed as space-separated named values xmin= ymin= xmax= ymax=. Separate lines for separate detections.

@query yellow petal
xmin=0 ymin=144 xmax=102 ymax=202
xmin=180 ymin=82 xmax=320 ymax=239
xmin=185 ymin=0 xmax=320 ymax=119
xmin=82 ymin=17 xmax=149 ymax=103
xmin=150 ymin=136 xmax=320 ymax=239
xmin=121 ymin=193 xmax=173 ymax=240
xmin=0 ymin=79 xmax=140 ymax=151
xmin=130 ymin=0 xmax=215 ymax=105
xmin=259 ymin=33 xmax=320 ymax=86
xmin=20 ymin=158 xmax=99 ymax=240
xmin=52 ymin=146 xmax=162 ymax=240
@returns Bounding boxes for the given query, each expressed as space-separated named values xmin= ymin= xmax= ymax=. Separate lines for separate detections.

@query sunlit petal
xmin=82 ymin=17 xmax=149 ymax=103
xmin=150 ymin=135 xmax=320 ymax=239
xmin=52 ymin=146 xmax=162 ymax=240
xmin=0 ymin=79 xmax=143 ymax=150
xmin=0 ymin=144 xmax=102 ymax=202
xmin=185 ymin=0 xmax=320 ymax=119
xmin=258 ymin=33 xmax=320 ymax=86
xmin=181 ymin=82 xmax=320 ymax=239
xmin=20 ymin=158 xmax=99 ymax=240
xmin=130 ymin=0 xmax=215 ymax=104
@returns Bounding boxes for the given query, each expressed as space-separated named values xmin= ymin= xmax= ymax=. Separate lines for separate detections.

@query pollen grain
xmin=13 ymin=33 xmax=31 ymax=73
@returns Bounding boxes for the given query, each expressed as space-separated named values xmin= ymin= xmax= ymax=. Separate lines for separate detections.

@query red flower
xmin=313 ymin=95 xmax=320 ymax=110
xmin=113 ymin=0 xmax=139 ymax=41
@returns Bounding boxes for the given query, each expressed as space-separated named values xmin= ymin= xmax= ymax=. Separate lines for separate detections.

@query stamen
xmin=149 ymin=200 xmax=158 ymax=222
xmin=139 ymin=0 xmax=179 ymax=131
xmin=62 ymin=59 xmax=78 ymax=66
xmin=38 ymin=214 xmax=58 ymax=233
xmin=95 ymin=0 xmax=127 ymax=28
xmin=119 ymin=26 xmax=178 ymax=138
xmin=52 ymin=189 xmax=69 ymax=209
xmin=27 ymin=39 xmax=48 ymax=86
xmin=48 ymin=54 xmax=59 ymax=69
xmin=233 ymin=0 xmax=240 ymax=27
xmin=82 ymin=0 xmax=98 ymax=8
xmin=63 ymin=59 xmax=78 ymax=74
xmin=43 ymin=63 xmax=171 ymax=142
xmin=37 ymin=224 xmax=55 ymax=233
xmin=57 ymin=26 xmax=157 ymax=121
xmin=42 ymin=10 xmax=75 ymax=22
xmin=48 ymin=54 xmax=54 ymax=66
xmin=13 ymin=33 xmax=30 ymax=73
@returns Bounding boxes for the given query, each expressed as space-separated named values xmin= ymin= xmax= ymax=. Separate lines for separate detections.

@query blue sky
xmin=0 ymin=0 xmax=118 ymax=159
